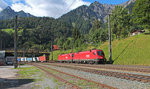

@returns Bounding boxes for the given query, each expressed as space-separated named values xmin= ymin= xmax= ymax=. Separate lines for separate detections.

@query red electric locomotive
xmin=58 ymin=49 xmax=106 ymax=64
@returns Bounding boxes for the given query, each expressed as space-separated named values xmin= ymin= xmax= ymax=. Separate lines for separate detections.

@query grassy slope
xmin=53 ymin=33 xmax=150 ymax=66
xmin=100 ymin=34 xmax=150 ymax=66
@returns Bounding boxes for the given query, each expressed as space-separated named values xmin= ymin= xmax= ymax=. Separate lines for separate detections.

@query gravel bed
xmin=70 ymin=65 xmax=150 ymax=76
xmin=45 ymin=68 xmax=99 ymax=89
xmin=104 ymin=69 xmax=150 ymax=76
xmin=29 ymin=66 xmax=68 ymax=89
xmin=51 ymin=63 xmax=150 ymax=76
xmin=34 ymin=76 xmax=66 ymax=89
xmin=99 ymin=64 xmax=150 ymax=69
xmin=46 ymin=65 xmax=150 ymax=89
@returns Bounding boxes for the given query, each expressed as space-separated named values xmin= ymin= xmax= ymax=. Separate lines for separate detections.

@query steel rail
xmin=34 ymin=63 xmax=117 ymax=89
xmin=46 ymin=63 xmax=150 ymax=83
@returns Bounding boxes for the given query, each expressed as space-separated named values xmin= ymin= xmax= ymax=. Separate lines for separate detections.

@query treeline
xmin=110 ymin=0 xmax=150 ymax=40
xmin=0 ymin=17 xmax=72 ymax=51
xmin=0 ymin=0 xmax=149 ymax=52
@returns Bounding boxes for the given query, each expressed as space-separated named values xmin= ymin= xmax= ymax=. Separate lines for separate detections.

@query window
xmin=97 ymin=51 xmax=104 ymax=56
xmin=72 ymin=54 xmax=74 ymax=57
xmin=93 ymin=52 xmax=96 ymax=55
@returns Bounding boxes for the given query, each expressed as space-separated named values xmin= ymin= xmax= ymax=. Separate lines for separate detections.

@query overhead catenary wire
xmin=51 ymin=0 xmax=76 ymax=60
xmin=54 ymin=0 xmax=76 ymax=18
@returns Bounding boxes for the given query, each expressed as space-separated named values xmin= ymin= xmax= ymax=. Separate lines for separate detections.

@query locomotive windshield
xmin=97 ymin=51 xmax=104 ymax=56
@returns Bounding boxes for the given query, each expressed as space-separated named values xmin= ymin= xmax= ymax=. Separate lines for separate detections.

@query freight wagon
xmin=26 ymin=58 xmax=33 ymax=62
xmin=18 ymin=57 xmax=38 ymax=62
xmin=18 ymin=56 xmax=46 ymax=62
xmin=6 ymin=56 xmax=15 ymax=65
xmin=16 ymin=55 xmax=48 ymax=63
xmin=39 ymin=56 xmax=47 ymax=62
xmin=20 ymin=57 xmax=27 ymax=62
xmin=36 ymin=57 xmax=39 ymax=61
xmin=58 ymin=49 xmax=106 ymax=64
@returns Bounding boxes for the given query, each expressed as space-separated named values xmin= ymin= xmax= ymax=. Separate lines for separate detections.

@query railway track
xmin=45 ymin=63 xmax=150 ymax=83
xmin=48 ymin=63 xmax=150 ymax=73
xmin=68 ymin=63 xmax=150 ymax=73
xmin=32 ymin=63 xmax=117 ymax=89
xmin=33 ymin=64 xmax=82 ymax=89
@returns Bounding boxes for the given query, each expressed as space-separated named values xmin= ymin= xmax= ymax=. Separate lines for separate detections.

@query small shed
xmin=130 ymin=30 xmax=145 ymax=36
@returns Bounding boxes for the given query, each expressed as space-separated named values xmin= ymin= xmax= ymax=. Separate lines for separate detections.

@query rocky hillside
xmin=0 ymin=6 xmax=34 ymax=20
xmin=121 ymin=0 xmax=136 ymax=7
xmin=58 ymin=0 xmax=136 ymax=34
xmin=58 ymin=1 xmax=114 ymax=34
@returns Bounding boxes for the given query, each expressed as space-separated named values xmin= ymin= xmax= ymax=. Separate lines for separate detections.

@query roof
xmin=131 ymin=30 xmax=145 ymax=33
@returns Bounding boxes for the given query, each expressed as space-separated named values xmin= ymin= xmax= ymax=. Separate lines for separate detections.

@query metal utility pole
xmin=4 ymin=40 xmax=5 ymax=50
xmin=72 ymin=39 xmax=74 ymax=53
xmin=23 ymin=47 xmax=25 ymax=57
xmin=0 ymin=40 xmax=2 ymax=50
xmin=14 ymin=15 xmax=18 ymax=68
xmin=108 ymin=14 xmax=112 ymax=63
xmin=51 ymin=41 xmax=53 ymax=61
xmin=0 ymin=31 xmax=2 ymax=50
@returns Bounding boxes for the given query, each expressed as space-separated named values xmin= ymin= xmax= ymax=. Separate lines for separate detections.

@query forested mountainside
xmin=2 ymin=0 xmax=149 ymax=52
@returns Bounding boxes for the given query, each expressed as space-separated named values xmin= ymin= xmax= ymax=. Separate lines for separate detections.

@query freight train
xmin=17 ymin=55 xmax=48 ymax=62
xmin=58 ymin=49 xmax=106 ymax=64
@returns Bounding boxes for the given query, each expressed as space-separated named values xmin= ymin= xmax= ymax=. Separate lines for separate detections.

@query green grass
xmin=100 ymin=33 xmax=150 ymax=66
xmin=18 ymin=67 xmax=41 ymax=79
xmin=53 ymin=33 xmax=150 ymax=66
xmin=1 ymin=28 xmax=23 ymax=35
xmin=18 ymin=66 xmax=50 ymax=89
xmin=1 ymin=28 xmax=14 ymax=33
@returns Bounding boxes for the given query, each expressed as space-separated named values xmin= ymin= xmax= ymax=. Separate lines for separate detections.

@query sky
xmin=84 ymin=0 xmax=128 ymax=4
xmin=0 ymin=0 xmax=129 ymax=18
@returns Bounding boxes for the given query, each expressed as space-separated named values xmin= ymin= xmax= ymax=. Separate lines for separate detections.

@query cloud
xmin=10 ymin=0 xmax=91 ymax=18
xmin=0 ymin=0 xmax=8 ymax=11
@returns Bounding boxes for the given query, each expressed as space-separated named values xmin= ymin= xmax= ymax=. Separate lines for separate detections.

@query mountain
xmin=58 ymin=0 xmax=136 ymax=34
xmin=0 ymin=6 xmax=34 ymax=20
xmin=121 ymin=0 xmax=136 ymax=12
xmin=121 ymin=0 xmax=136 ymax=7
xmin=0 ymin=0 xmax=136 ymax=33
xmin=58 ymin=1 xmax=114 ymax=34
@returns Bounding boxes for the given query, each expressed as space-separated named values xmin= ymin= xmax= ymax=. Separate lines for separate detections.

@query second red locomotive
xmin=58 ymin=49 xmax=106 ymax=64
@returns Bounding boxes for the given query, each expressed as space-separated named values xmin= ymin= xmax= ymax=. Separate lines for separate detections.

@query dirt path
xmin=0 ymin=65 xmax=68 ymax=89
xmin=0 ymin=66 xmax=34 ymax=89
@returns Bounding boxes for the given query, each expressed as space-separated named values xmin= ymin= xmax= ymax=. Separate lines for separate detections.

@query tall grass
xmin=100 ymin=34 xmax=150 ymax=66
